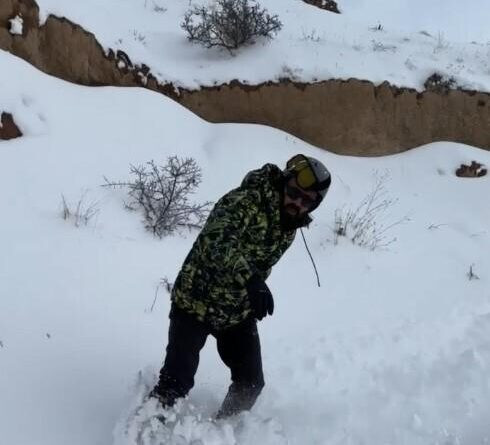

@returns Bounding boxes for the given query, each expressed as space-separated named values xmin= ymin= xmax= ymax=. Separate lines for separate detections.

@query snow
xmin=8 ymin=14 xmax=23 ymax=36
xmin=32 ymin=0 xmax=490 ymax=92
xmin=1 ymin=46 xmax=490 ymax=444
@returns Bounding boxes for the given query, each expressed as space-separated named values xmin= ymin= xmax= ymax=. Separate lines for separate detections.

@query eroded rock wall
xmin=179 ymin=80 xmax=490 ymax=155
xmin=2 ymin=0 xmax=490 ymax=155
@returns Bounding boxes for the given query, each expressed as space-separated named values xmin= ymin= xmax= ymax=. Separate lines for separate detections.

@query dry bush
xmin=61 ymin=192 xmax=99 ymax=227
xmin=181 ymin=0 xmax=282 ymax=53
xmin=333 ymin=172 xmax=409 ymax=250
xmin=424 ymin=73 xmax=457 ymax=94
xmin=103 ymin=156 xmax=212 ymax=238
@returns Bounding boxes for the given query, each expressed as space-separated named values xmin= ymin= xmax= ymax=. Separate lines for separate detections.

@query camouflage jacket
xmin=171 ymin=163 xmax=310 ymax=330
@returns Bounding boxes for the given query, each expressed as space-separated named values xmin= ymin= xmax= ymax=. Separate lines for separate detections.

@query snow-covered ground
xmin=1 ymin=47 xmax=490 ymax=444
xmin=31 ymin=0 xmax=490 ymax=91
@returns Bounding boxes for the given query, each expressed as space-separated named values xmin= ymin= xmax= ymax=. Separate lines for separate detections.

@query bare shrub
xmin=433 ymin=31 xmax=450 ymax=53
xmin=181 ymin=0 xmax=282 ymax=53
xmin=333 ymin=172 xmax=409 ymax=250
xmin=424 ymin=73 xmax=457 ymax=94
xmin=371 ymin=40 xmax=397 ymax=52
xmin=60 ymin=192 xmax=99 ymax=227
xmin=279 ymin=64 xmax=303 ymax=81
xmin=103 ymin=157 xmax=212 ymax=238
xmin=132 ymin=30 xmax=147 ymax=46
xmin=143 ymin=0 xmax=167 ymax=12
xmin=300 ymin=27 xmax=325 ymax=43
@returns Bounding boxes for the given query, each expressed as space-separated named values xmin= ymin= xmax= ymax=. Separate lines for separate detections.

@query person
xmin=150 ymin=154 xmax=331 ymax=418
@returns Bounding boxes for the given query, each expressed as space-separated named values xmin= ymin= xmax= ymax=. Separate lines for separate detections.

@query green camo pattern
xmin=171 ymin=164 xmax=297 ymax=330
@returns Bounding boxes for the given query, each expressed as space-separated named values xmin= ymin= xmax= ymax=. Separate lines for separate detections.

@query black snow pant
xmin=152 ymin=305 xmax=265 ymax=418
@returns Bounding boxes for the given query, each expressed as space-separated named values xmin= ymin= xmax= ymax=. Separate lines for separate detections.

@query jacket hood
xmin=241 ymin=163 xmax=312 ymax=229
xmin=241 ymin=163 xmax=283 ymax=190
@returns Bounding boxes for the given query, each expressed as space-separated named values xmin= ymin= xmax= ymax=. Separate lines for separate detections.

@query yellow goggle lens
xmin=296 ymin=167 xmax=316 ymax=189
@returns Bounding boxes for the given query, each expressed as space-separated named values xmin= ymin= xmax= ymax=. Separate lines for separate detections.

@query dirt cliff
xmin=2 ymin=0 xmax=490 ymax=155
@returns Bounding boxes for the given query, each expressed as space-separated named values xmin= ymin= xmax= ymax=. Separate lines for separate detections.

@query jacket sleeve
xmin=197 ymin=187 xmax=260 ymax=287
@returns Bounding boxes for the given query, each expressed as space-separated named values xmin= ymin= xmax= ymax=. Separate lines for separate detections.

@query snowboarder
xmin=150 ymin=154 xmax=331 ymax=419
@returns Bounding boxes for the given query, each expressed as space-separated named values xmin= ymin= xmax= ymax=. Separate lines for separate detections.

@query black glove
xmin=247 ymin=275 xmax=274 ymax=320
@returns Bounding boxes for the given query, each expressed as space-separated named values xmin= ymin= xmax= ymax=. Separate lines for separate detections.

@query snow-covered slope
xmin=31 ymin=0 xmax=490 ymax=91
xmin=1 ymin=49 xmax=490 ymax=444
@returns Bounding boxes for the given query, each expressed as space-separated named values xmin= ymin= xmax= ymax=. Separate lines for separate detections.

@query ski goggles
xmin=285 ymin=183 xmax=318 ymax=208
xmin=286 ymin=154 xmax=328 ymax=192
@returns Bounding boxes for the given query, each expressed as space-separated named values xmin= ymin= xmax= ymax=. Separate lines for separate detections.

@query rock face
xmin=0 ymin=112 xmax=22 ymax=140
xmin=2 ymin=0 xmax=490 ymax=155
xmin=0 ymin=0 xmax=137 ymax=86
xmin=180 ymin=80 xmax=490 ymax=155
xmin=302 ymin=0 xmax=340 ymax=14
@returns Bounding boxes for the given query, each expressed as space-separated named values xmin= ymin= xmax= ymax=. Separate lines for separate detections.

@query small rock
xmin=0 ymin=113 xmax=23 ymax=140
xmin=455 ymin=161 xmax=487 ymax=178
xmin=302 ymin=0 xmax=340 ymax=13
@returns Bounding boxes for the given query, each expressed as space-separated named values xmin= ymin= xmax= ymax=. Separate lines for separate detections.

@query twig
xmin=467 ymin=264 xmax=480 ymax=281
xmin=150 ymin=284 xmax=160 ymax=312
xmin=428 ymin=223 xmax=448 ymax=230
xmin=150 ymin=277 xmax=173 ymax=312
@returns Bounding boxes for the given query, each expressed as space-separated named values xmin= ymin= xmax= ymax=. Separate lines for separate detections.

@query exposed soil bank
xmin=179 ymin=80 xmax=490 ymax=155
xmin=2 ymin=0 xmax=490 ymax=155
